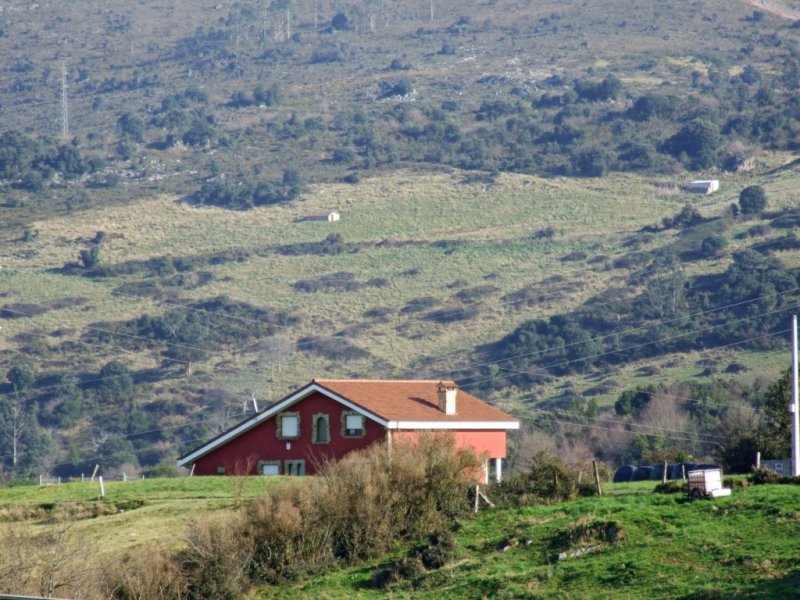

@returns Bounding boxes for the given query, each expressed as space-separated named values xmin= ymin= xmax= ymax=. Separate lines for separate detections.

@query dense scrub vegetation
xmin=474 ymin=231 xmax=800 ymax=386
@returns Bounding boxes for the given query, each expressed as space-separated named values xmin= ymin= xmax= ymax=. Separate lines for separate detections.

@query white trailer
xmin=687 ymin=468 xmax=732 ymax=500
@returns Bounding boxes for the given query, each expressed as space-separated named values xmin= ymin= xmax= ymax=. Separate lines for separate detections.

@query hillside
xmin=1 ymin=0 xmax=800 ymax=478
xmin=2 ymin=477 xmax=799 ymax=598
xmin=260 ymin=482 xmax=800 ymax=599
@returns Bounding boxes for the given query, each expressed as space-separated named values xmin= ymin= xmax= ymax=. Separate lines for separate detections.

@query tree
xmin=117 ymin=113 xmax=145 ymax=142
xmin=96 ymin=437 xmax=138 ymax=469
xmin=739 ymin=185 xmax=767 ymax=214
xmin=573 ymin=146 xmax=609 ymax=177
xmin=78 ymin=245 xmax=100 ymax=269
xmin=330 ymin=12 xmax=350 ymax=31
xmin=253 ymin=83 xmax=281 ymax=106
xmin=7 ymin=358 xmax=35 ymax=395
xmin=97 ymin=360 xmax=135 ymax=405
xmin=757 ymin=368 xmax=792 ymax=459
xmin=665 ymin=118 xmax=721 ymax=169
xmin=700 ymin=235 xmax=727 ymax=257
xmin=0 ymin=398 xmax=27 ymax=467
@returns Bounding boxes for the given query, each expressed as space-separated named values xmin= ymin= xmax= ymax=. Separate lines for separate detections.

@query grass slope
xmin=258 ymin=483 xmax=800 ymax=599
xmin=4 ymin=165 xmax=800 ymax=409
xmin=0 ymin=476 xmax=274 ymax=558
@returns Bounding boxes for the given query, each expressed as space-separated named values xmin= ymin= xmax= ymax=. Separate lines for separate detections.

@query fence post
xmin=39 ymin=475 xmax=43 ymax=487
xmin=91 ymin=464 xmax=100 ymax=482
xmin=474 ymin=485 xmax=480 ymax=513
xmin=662 ymin=461 xmax=668 ymax=484
xmin=123 ymin=472 xmax=127 ymax=482
xmin=98 ymin=476 xmax=105 ymax=498
xmin=681 ymin=465 xmax=686 ymax=481
xmin=593 ymin=460 xmax=602 ymax=496
xmin=756 ymin=451 xmax=761 ymax=469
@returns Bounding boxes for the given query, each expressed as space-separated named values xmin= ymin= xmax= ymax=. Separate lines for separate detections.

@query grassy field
xmin=0 ymin=476 xmax=275 ymax=559
xmin=256 ymin=482 xmax=800 ymax=599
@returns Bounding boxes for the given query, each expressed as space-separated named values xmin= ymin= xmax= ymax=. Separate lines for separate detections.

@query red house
xmin=177 ymin=379 xmax=519 ymax=483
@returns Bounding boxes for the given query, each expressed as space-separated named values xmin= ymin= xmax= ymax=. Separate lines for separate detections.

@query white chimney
xmin=437 ymin=381 xmax=457 ymax=415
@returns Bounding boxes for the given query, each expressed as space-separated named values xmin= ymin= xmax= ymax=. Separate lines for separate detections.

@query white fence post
xmin=99 ymin=476 xmax=105 ymax=498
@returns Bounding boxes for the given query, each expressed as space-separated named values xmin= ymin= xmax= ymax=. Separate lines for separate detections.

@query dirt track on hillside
xmin=745 ymin=0 xmax=800 ymax=20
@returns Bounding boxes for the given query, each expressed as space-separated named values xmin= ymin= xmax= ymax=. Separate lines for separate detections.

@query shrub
xmin=104 ymin=546 xmax=185 ymax=600
xmin=245 ymin=482 xmax=334 ymax=583
xmin=418 ymin=529 xmax=458 ymax=569
xmin=653 ymin=481 xmax=683 ymax=494
xmin=371 ymin=556 xmax=425 ymax=588
xmin=495 ymin=451 xmax=583 ymax=506
xmin=750 ymin=466 xmax=781 ymax=485
xmin=700 ymin=235 xmax=727 ymax=257
xmin=141 ymin=464 xmax=181 ymax=478
xmin=179 ymin=513 xmax=254 ymax=599
xmin=739 ymin=185 xmax=767 ymax=214
xmin=242 ymin=434 xmax=479 ymax=585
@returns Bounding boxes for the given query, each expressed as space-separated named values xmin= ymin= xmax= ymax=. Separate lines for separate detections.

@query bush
xmin=104 ymin=546 xmax=185 ymax=600
xmin=243 ymin=435 xmax=478 ymax=584
xmin=495 ymin=451 xmax=583 ymax=506
xmin=141 ymin=464 xmax=181 ymax=478
xmin=739 ymin=185 xmax=767 ymax=214
xmin=750 ymin=467 xmax=781 ymax=485
xmin=245 ymin=482 xmax=334 ymax=583
xmin=418 ymin=529 xmax=458 ymax=569
xmin=371 ymin=556 xmax=425 ymax=588
xmin=700 ymin=235 xmax=727 ymax=257
xmin=653 ymin=481 xmax=683 ymax=494
xmin=179 ymin=513 xmax=254 ymax=599
xmin=370 ymin=529 xmax=456 ymax=589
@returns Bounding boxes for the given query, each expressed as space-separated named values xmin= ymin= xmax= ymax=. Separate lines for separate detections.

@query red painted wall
xmin=193 ymin=392 xmax=386 ymax=476
xmin=391 ymin=430 xmax=507 ymax=459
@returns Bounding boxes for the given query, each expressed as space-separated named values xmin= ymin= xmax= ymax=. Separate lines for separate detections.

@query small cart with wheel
xmin=687 ymin=468 xmax=732 ymax=500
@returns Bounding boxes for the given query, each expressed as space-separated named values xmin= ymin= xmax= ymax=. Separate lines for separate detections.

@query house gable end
xmin=177 ymin=382 xmax=389 ymax=467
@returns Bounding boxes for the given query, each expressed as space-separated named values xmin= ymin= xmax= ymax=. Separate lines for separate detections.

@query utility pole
xmin=60 ymin=65 xmax=69 ymax=138
xmin=791 ymin=315 xmax=800 ymax=476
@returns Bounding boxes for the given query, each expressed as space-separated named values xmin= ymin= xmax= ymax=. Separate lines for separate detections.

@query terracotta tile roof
xmin=313 ymin=379 xmax=516 ymax=423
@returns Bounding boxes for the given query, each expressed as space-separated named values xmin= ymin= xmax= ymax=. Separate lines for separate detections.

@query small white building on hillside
xmin=685 ymin=180 xmax=719 ymax=195
xmin=303 ymin=211 xmax=340 ymax=222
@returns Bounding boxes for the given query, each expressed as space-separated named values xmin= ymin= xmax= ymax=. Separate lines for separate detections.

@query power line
xmin=0 ymin=328 xmax=789 ymax=468
xmin=457 ymin=305 xmax=799 ymax=390
xmin=493 ymin=328 xmax=791 ymax=413
xmin=537 ymin=407 xmax=729 ymax=440
xmin=444 ymin=285 xmax=800 ymax=377
xmin=529 ymin=414 xmax=721 ymax=447
xmin=4 ymin=232 xmax=796 ymax=378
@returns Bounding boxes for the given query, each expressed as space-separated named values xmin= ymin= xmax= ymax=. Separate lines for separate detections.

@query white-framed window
xmin=257 ymin=460 xmax=281 ymax=476
xmin=312 ymin=413 xmax=330 ymax=444
xmin=341 ymin=411 xmax=365 ymax=438
xmin=277 ymin=412 xmax=300 ymax=440
xmin=284 ymin=459 xmax=305 ymax=476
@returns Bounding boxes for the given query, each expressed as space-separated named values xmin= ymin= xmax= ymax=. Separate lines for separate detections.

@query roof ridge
xmin=315 ymin=378 xmax=456 ymax=383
